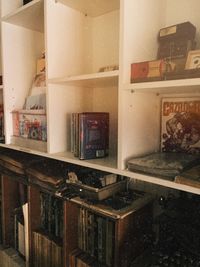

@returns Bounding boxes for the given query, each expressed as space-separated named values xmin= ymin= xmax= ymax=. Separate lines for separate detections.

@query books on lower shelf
xmin=78 ymin=208 xmax=115 ymax=267
xmin=71 ymin=189 xmax=153 ymax=267
xmin=40 ymin=192 xmax=63 ymax=239
xmin=32 ymin=230 xmax=63 ymax=267
xmin=71 ymin=112 xmax=109 ymax=160
xmin=32 ymin=192 xmax=63 ymax=267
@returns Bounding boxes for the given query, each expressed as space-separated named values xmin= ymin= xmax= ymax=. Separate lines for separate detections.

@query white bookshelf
xmin=0 ymin=0 xmax=200 ymax=197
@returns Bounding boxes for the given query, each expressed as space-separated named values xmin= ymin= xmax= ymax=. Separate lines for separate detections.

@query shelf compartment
xmin=47 ymin=1 xmax=119 ymax=78
xmin=56 ymin=0 xmax=120 ymax=17
xmin=2 ymin=0 xmax=44 ymax=32
xmin=124 ymin=78 xmax=200 ymax=94
xmin=48 ymin=70 xmax=119 ymax=87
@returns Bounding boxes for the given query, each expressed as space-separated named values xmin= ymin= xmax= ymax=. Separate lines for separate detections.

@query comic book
xmin=161 ymin=97 xmax=200 ymax=154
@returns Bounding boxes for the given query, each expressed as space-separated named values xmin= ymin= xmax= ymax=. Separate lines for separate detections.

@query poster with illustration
xmin=161 ymin=97 xmax=200 ymax=154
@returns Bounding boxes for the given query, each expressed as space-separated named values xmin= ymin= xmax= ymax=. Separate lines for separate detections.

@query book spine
xmin=97 ymin=217 xmax=103 ymax=263
xmin=79 ymin=114 xmax=85 ymax=160
xmin=71 ymin=113 xmax=75 ymax=153
xmin=106 ymin=219 xmax=114 ymax=266
xmin=74 ymin=113 xmax=79 ymax=157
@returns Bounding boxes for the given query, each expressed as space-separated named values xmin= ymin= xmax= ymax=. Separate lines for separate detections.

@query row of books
xmin=33 ymin=230 xmax=62 ymax=267
xmin=71 ymin=112 xmax=109 ymax=160
xmin=40 ymin=192 xmax=63 ymax=238
xmin=78 ymin=207 xmax=115 ymax=267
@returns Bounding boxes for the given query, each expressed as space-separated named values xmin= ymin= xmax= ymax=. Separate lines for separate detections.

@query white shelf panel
xmin=48 ymin=70 xmax=119 ymax=88
xmin=1 ymin=143 xmax=200 ymax=195
xmin=124 ymin=78 xmax=200 ymax=95
xmin=3 ymin=136 xmax=47 ymax=153
xmin=56 ymin=0 xmax=120 ymax=17
xmin=2 ymin=0 xmax=44 ymax=32
xmin=50 ymin=151 xmax=118 ymax=172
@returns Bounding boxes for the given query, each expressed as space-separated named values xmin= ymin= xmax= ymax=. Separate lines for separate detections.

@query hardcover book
xmin=175 ymin=165 xmax=200 ymax=188
xmin=161 ymin=97 xmax=200 ymax=154
xmin=78 ymin=112 xmax=109 ymax=160
xmin=71 ymin=112 xmax=109 ymax=159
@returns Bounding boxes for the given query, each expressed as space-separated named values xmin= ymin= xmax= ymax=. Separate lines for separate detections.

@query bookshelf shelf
xmin=56 ymin=0 xmax=120 ymax=17
xmin=51 ymin=151 xmax=118 ymax=172
xmin=48 ymin=70 xmax=119 ymax=88
xmin=1 ymin=143 xmax=200 ymax=197
xmin=2 ymin=0 xmax=44 ymax=32
xmin=124 ymin=78 xmax=200 ymax=94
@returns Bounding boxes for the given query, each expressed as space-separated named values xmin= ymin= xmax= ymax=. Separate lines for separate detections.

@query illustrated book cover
xmin=79 ymin=112 xmax=109 ymax=160
xmin=161 ymin=97 xmax=200 ymax=154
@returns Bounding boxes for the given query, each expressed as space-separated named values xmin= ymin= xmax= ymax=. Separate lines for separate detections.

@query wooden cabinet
xmin=64 ymin=193 xmax=153 ymax=267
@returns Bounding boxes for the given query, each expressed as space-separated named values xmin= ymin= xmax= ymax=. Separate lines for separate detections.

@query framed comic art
xmin=161 ymin=97 xmax=200 ymax=154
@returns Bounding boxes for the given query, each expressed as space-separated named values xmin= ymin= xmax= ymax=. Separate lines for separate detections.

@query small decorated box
xmin=12 ymin=109 xmax=47 ymax=141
